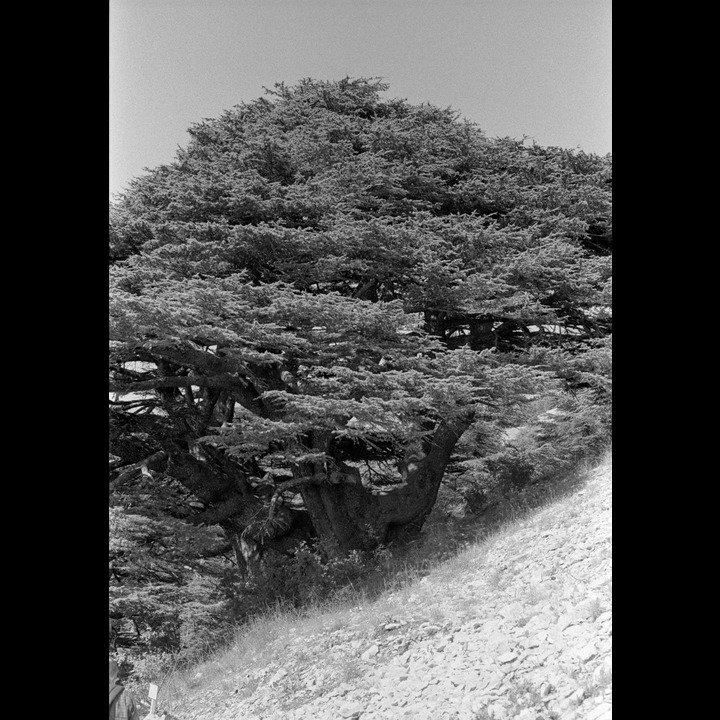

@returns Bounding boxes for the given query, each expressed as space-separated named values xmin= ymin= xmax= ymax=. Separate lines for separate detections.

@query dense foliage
xmin=109 ymin=78 xmax=611 ymax=673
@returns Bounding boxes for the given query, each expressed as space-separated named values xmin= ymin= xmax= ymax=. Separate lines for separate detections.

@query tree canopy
xmin=109 ymin=77 xmax=611 ymax=664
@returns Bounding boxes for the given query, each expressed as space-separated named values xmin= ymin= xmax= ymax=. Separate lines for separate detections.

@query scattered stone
xmin=557 ymin=613 xmax=575 ymax=631
xmin=339 ymin=701 xmax=365 ymax=718
xmin=487 ymin=701 xmax=509 ymax=719
xmin=559 ymin=711 xmax=578 ymax=720
xmin=498 ymin=602 xmax=524 ymax=620
xmin=577 ymin=642 xmax=598 ymax=663
xmin=558 ymin=682 xmax=580 ymax=699
xmin=575 ymin=598 xmax=601 ymax=620
xmin=480 ymin=672 xmax=504 ymax=693
xmin=361 ymin=644 xmax=379 ymax=661
xmin=487 ymin=630 xmax=512 ymax=651
xmin=586 ymin=702 xmax=612 ymax=720
xmin=268 ymin=668 xmax=287 ymax=685
xmin=419 ymin=623 xmax=441 ymax=635
xmin=497 ymin=651 xmax=518 ymax=664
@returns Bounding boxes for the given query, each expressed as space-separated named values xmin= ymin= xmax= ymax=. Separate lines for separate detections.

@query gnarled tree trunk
xmin=295 ymin=415 xmax=473 ymax=555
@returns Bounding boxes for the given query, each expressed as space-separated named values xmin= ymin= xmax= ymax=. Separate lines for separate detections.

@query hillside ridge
xmin=162 ymin=453 xmax=612 ymax=720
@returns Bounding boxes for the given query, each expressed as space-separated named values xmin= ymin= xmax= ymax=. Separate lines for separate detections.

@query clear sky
xmin=109 ymin=0 xmax=611 ymax=200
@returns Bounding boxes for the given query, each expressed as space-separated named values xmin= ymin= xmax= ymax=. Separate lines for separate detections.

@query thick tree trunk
xmin=166 ymin=450 xmax=256 ymax=578
xmin=166 ymin=448 xmax=314 ymax=580
xmin=298 ymin=415 xmax=473 ymax=555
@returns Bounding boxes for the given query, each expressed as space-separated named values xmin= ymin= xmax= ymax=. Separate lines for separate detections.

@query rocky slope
xmin=167 ymin=454 xmax=612 ymax=720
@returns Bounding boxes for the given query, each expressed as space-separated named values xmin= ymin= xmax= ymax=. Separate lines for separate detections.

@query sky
xmin=109 ymin=0 xmax=611 ymax=201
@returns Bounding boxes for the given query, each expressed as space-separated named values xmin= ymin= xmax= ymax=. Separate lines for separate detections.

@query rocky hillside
xmin=161 ymin=453 xmax=612 ymax=720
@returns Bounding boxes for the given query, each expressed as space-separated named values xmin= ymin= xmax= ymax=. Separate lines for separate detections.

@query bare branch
xmin=134 ymin=339 xmax=227 ymax=374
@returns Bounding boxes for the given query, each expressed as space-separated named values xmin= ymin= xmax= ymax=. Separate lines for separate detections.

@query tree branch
xmin=110 ymin=451 xmax=168 ymax=485
xmin=134 ymin=339 xmax=227 ymax=374
xmin=269 ymin=473 xmax=326 ymax=512
xmin=109 ymin=374 xmax=249 ymax=393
